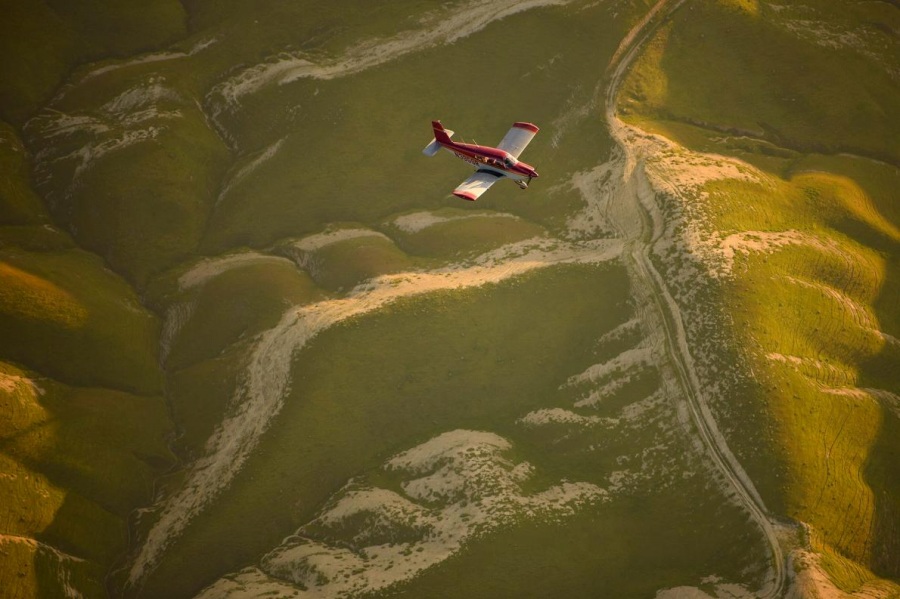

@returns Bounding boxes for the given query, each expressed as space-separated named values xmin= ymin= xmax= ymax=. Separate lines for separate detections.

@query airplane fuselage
xmin=438 ymin=140 xmax=539 ymax=182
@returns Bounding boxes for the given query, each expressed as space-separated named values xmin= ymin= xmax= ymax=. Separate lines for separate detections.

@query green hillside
xmin=1 ymin=0 xmax=898 ymax=597
xmin=619 ymin=0 xmax=900 ymax=591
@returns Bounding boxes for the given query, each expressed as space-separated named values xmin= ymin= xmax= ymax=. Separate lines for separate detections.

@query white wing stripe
xmin=496 ymin=122 xmax=539 ymax=158
xmin=453 ymin=170 xmax=501 ymax=201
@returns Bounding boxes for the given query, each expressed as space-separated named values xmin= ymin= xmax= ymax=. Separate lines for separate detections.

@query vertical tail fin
xmin=431 ymin=120 xmax=454 ymax=144
xmin=423 ymin=120 xmax=454 ymax=156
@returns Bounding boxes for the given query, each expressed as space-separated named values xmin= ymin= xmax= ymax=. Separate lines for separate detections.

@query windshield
xmin=503 ymin=156 xmax=515 ymax=167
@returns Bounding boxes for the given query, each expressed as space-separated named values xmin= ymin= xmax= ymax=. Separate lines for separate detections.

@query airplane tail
xmin=423 ymin=120 xmax=454 ymax=156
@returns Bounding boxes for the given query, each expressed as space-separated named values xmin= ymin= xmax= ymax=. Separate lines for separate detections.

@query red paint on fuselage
xmin=438 ymin=140 xmax=538 ymax=180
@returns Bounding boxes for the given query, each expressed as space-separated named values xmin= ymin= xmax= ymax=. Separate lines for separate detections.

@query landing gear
xmin=515 ymin=176 xmax=532 ymax=190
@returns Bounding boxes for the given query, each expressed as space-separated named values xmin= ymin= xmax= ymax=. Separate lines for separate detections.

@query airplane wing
xmin=452 ymin=170 xmax=503 ymax=201
xmin=496 ymin=122 xmax=540 ymax=158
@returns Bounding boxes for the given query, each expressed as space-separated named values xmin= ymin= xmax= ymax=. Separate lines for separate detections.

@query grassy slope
xmin=23 ymin=65 xmax=231 ymax=288
xmin=619 ymin=0 xmax=900 ymax=589
xmin=0 ymin=256 xmax=174 ymax=599
xmin=0 ymin=118 xmax=174 ymax=596
xmin=0 ymin=0 xmax=186 ymax=125
xmin=135 ymin=264 xmax=624 ymax=596
xmin=199 ymin=2 xmax=620 ymax=252
xmin=386 ymin=209 xmax=547 ymax=261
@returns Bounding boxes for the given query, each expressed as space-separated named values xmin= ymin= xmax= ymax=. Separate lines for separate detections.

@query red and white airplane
xmin=423 ymin=120 xmax=540 ymax=201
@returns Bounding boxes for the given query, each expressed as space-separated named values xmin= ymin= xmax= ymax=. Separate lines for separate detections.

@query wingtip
xmin=453 ymin=190 xmax=478 ymax=201
xmin=512 ymin=122 xmax=539 ymax=133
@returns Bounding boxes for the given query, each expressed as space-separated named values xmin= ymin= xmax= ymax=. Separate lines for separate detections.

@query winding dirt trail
xmin=602 ymin=1 xmax=788 ymax=596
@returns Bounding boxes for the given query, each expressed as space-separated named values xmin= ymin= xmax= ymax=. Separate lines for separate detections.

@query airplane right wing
xmin=496 ymin=122 xmax=539 ymax=158
xmin=452 ymin=170 xmax=503 ymax=201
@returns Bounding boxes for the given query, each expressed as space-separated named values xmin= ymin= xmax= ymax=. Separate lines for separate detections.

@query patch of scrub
xmin=655 ymin=581 xmax=754 ymax=598
xmin=288 ymin=227 xmax=390 ymax=253
xmin=389 ymin=209 xmax=544 ymax=260
xmin=565 ymin=346 xmax=654 ymax=410
xmin=196 ymin=430 xmax=606 ymax=597
xmin=391 ymin=209 xmax=520 ymax=234
xmin=517 ymin=408 xmax=604 ymax=428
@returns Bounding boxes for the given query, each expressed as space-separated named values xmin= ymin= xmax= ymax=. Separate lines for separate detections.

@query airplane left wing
xmin=452 ymin=170 xmax=503 ymax=201
xmin=496 ymin=122 xmax=539 ymax=158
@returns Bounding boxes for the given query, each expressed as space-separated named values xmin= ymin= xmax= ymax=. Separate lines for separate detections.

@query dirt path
xmin=601 ymin=1 xmax=788 ymax=596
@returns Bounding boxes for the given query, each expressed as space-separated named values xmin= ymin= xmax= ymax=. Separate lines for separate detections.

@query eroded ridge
xmin=126 ymin=237 xmax=622 ymax=587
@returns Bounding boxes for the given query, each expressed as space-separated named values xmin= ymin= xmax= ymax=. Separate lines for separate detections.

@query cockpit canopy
xmin=503 ymin=154 xmax=516 ymax=168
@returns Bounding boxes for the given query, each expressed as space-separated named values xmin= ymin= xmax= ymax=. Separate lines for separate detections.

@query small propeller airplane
xmin=423 ymin=120 xmax=540 ymax=201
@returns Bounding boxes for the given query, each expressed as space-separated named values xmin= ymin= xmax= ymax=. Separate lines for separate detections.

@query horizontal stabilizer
xmin=422 ymin=138 xmax=442 ymax=156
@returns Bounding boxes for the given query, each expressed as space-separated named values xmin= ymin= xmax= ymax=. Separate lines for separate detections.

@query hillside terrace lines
xmin=765 ymin=353 xmax=853 ymax=388
xmin=209 ymin=0 xmax=573 ymax=110
xmin=780 ymin=275 xmax=880 ymax=338
xmin=126 ymin=236 xmax=622 ymax=587
xmin=778 ymin=15 xmax=900 ymax=80
xmin=719 ymin=230 xmax=832 ymax=276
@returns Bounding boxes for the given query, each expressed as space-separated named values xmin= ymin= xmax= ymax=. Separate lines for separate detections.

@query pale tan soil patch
xmin=391 ymin=210 xmax=519 ymax=234
xmin=195 ymin=430 xmax=605 ymax=598
xmin=177 ymin=252 xmax=295 ymax=291
xmin=212 ymin=0 xmax=574 ymax=106
xmin=786 ymin=549 xmax=900 ymax=599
